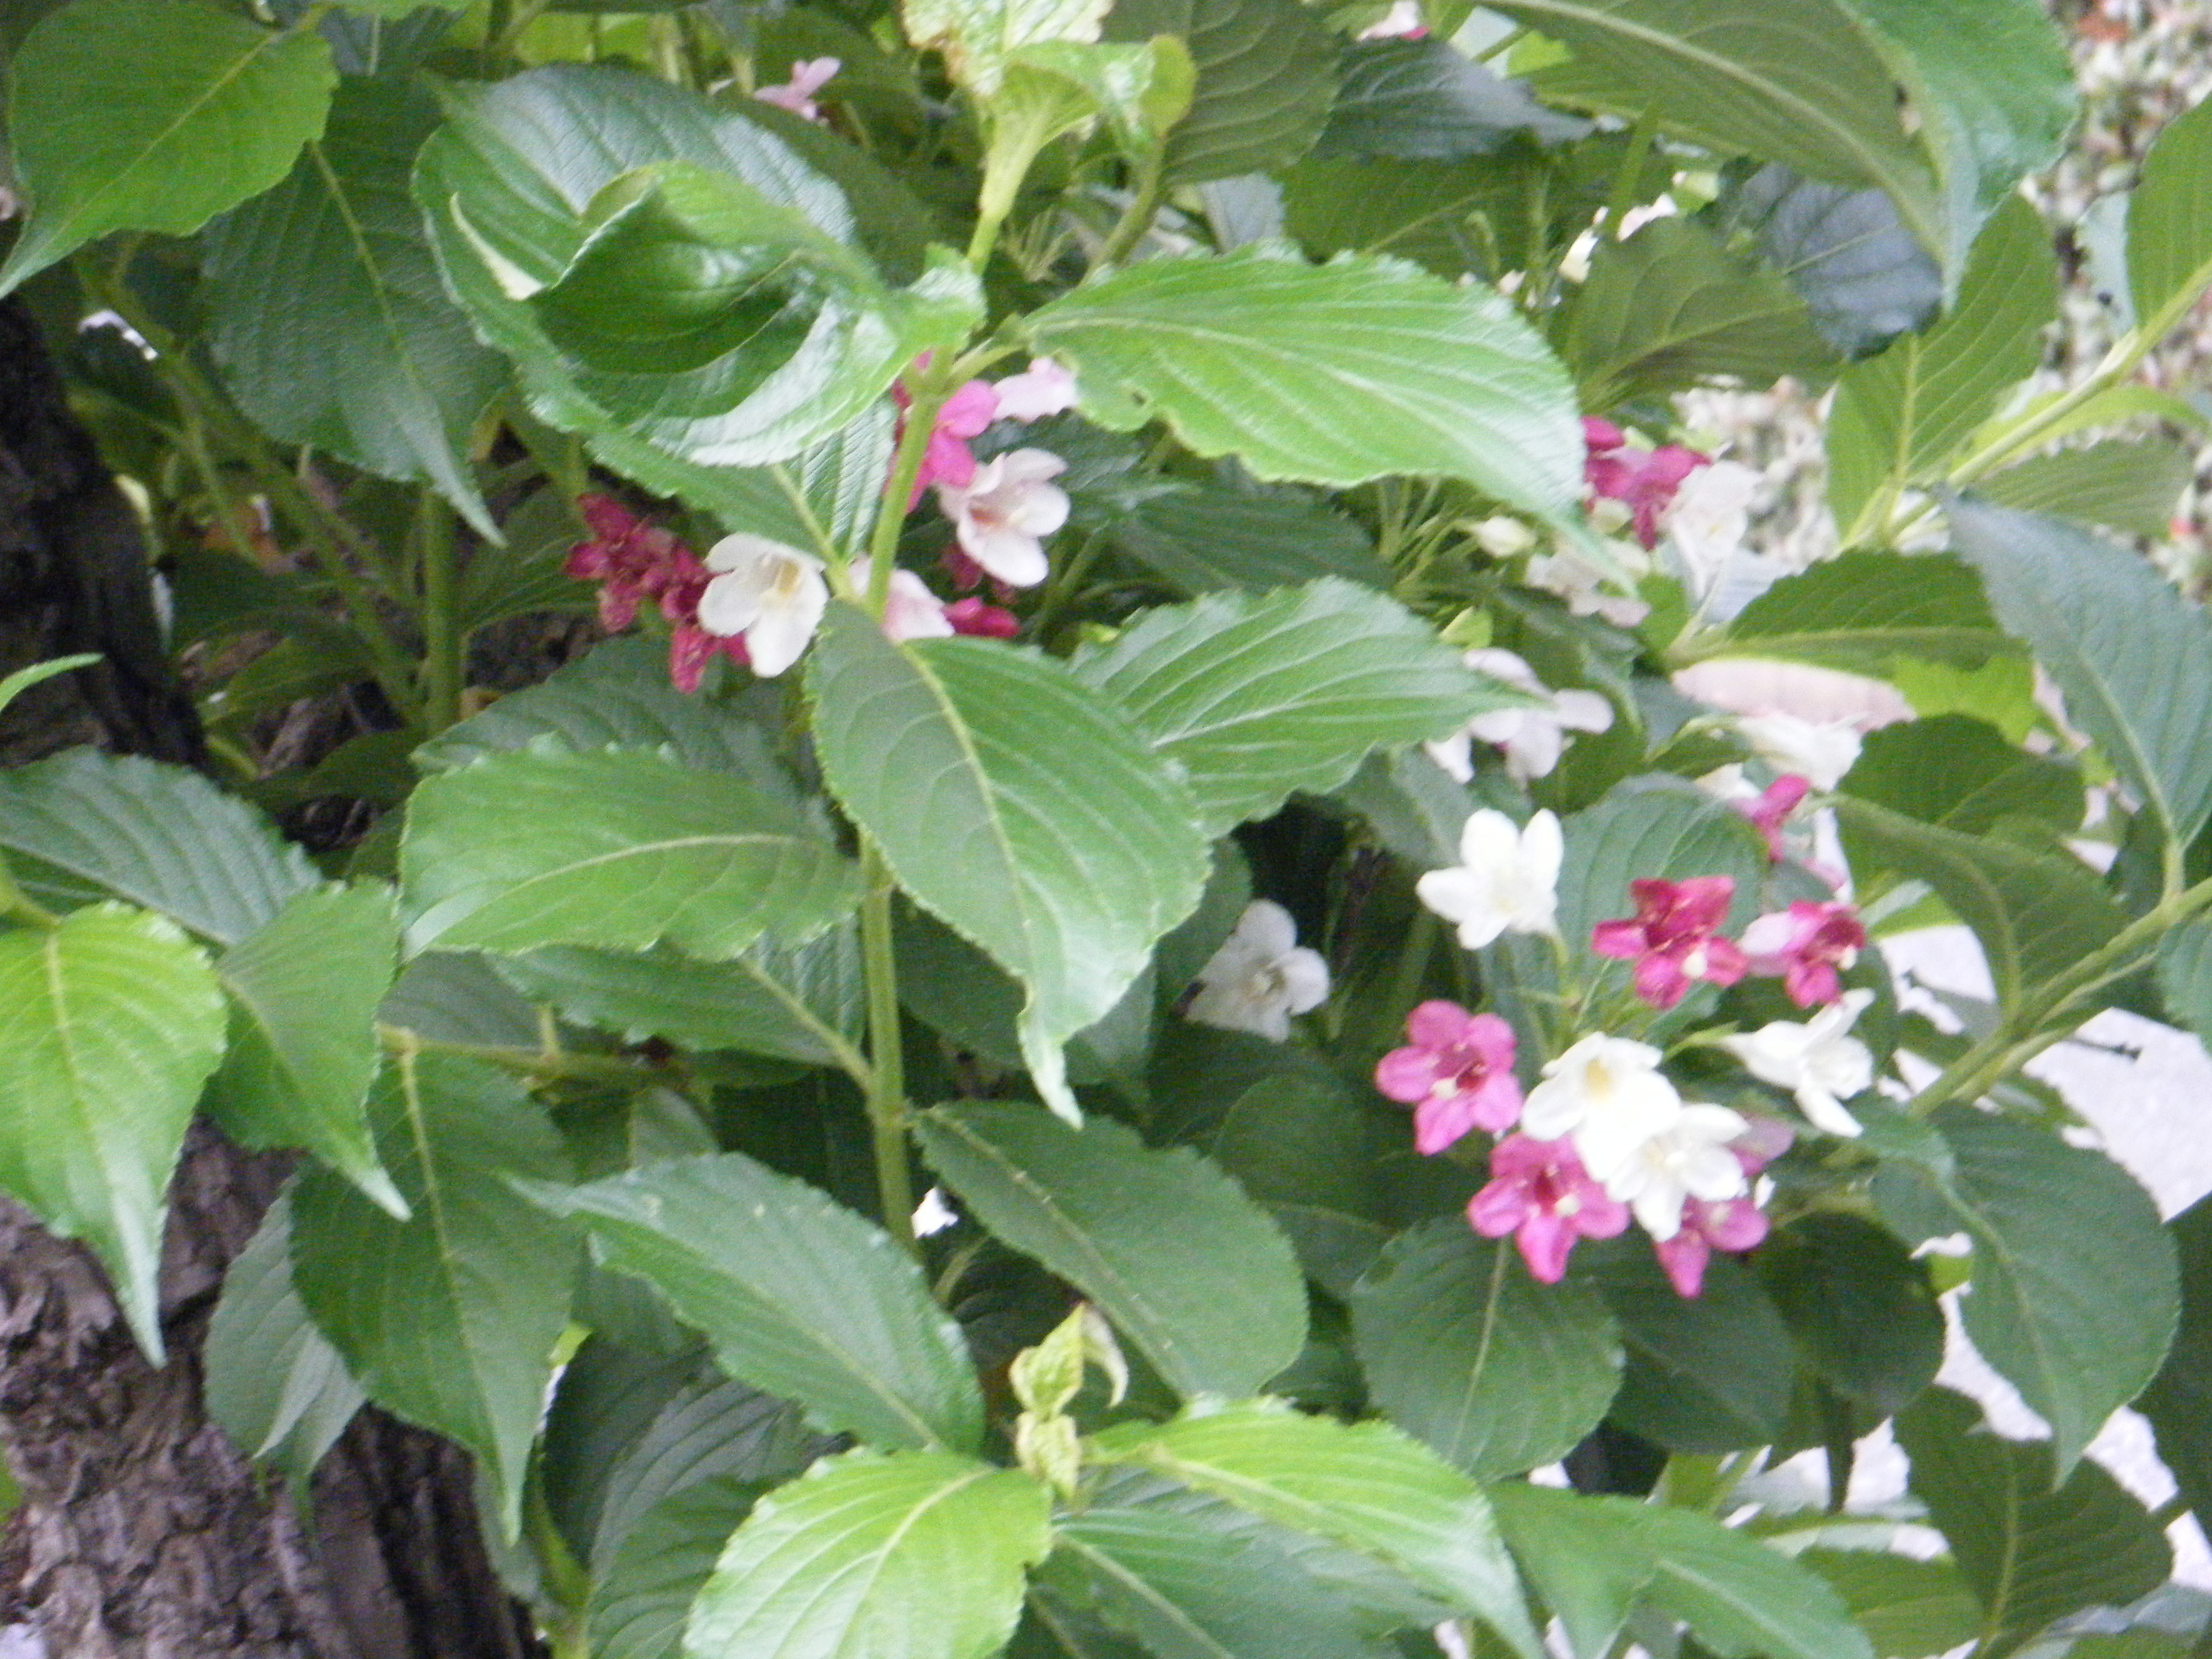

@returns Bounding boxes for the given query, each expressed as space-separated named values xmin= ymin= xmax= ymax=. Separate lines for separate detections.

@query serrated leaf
xmin=591 ymin=1475 xmax=760 ymax=1659
xmin=685 ymin=1448 xmax=1052 ymax=1659
xmin=2137 ymin=1195 xmax=2212 ymax=1545
xmin=203 ymin=75 xmax=504 ymax=536
xmin=915 ymin=1102 xmax=1307 ymax=1399
xmin=203 ymin=1190 xmax=365 ymax=1498
xmin=1979 ymin=439 xmax=2193 ymax=538
xmin=1872 ymin=1109 xmax=2177 ymax=1477
xmin=209 ymin=884 xmax=401 ymax=1213
xmin=2128 ymin=95 xmax=2212 ymax=337
xmin=1710 ymin=551 xmax=2011 ymax=675
xmin=399 ymin=747 xmax=860 ymax=958
xmin=0 ymin=903 xmax=225 ymax=1358
xmin=1025 ymin=247 xmax=1580 ymax=521
xmin=289 ymin=1053 xmax=578 ymax=1535
xmin=1732 ymin=164 xmax=1941 ymax=357
xmin=1101 ymin=0 xmax=1336 ymax=182
xmin=0 ymin=0 xmax=336 ymax=293
xmin=1758 ymin=1212 xmax=1942 ymax=1419
xmin=1316 ymin=39 xmax=1584 ymax=161
xmin=1895 ymin=1388 xmax=2172 ymax=1657
xmin=0 ymin=748 xmax=318 ymax=945
xmin=902 ymin=0 xmax=1107 ymax=93
xmin=529 ymin=1151 xmax=984 ymax=1453
xmin=1090 ymin=1403 xmax=1541 ymax=1659
xmin=1102 ymin=483 xmax=1387 ymax=594
xmin=808 ymin=605 xmax=1208 ymax=1116
xmin=1556 ymin=782 xmax=1766 ymax=963
xmin=1350 ymin=1219 xmax=1621 ymax=1480
xmin=1795 ymin=1550 xmax=1982 ymax=1659
xmin=1841 ymin=716 xmax=2083 ymax=841
xmin=378 ymin=950 xmax=542 ymax=1048
xmin=1070 ymin=579 xmax=1513 ymax=837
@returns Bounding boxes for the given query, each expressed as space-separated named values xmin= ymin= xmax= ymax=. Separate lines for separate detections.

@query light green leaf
xmin=914 ymin=1102 xmax=1307 ymax=1399
xmin=1872 ymin=1109 xmax=2178 ymax=1478
xmin=2128 ymin=95 xmax=2212 ymax=339
xmin=398 ymin=747 xmax=860 ymax=959
xmin=995 ymin=39 xmax=1196 ymax=162
xmin=1090 ymin=1402 xmax=1542 ymax=1659
xmin=289 ymin=1053 xmax=578 ymax=1535
xmin=808 ymin=605 xmax=1208 ymax=1118
xmin=1949 ymin=497 xmax=2212 ymax=847
xmin=1102 ymin=0 xmax=1338 ymax=182
xmin=1841 ymin=716 xmax=2083 ymax=842
xmin=0 ymin=654 xmax=97 ymax=721
xmin=529 ymin=1151 xmax=985 ymax=1452
xmin=1895 ymin=1388 xmax=2172 ymax=1657
xmin=903 ymin=0 xmax=1108 ymax=93
xmin=685 ymin=1449 xmax=1052 ymax=1659
xmin=1101 ymin=483 xmax=1387 ymax=594
xmin=1827 ymin=198 xmax=2055 ymax=541
xmin=204 ymin=75 xmax=504 ymax=537
xmin=1708 ymin=551 xmax=2013 ymax=674
xmin=2137 ymin=1195 xmax=2212 ymax=1543
xmin=203 ymin=1190 xmax=366 ymax=1499
xmin=1316 ymin=39 xmax=1584 ymax=161
xmin=209 ymin=884 xmax=401 ymax=1214
xmin=0 ymin=748 xmax=318 ymax=945
xmin=1758 ymin=1212 xmax=1943 ymax=1419
xmin=1795 ymin=1550 xmax=1982 ymax=1659
xmin=1557 ymin=783 xmax=1767 ymax=963
xmin=1071 ymin=578 xmax=1517 ymax=837
xmin=0 ymin=0 xmax=335 ymax=293
xmin=1025 ymin=247 xmax=1581 ymax=521
xmin=1350 ymin=1220 xmax=1621 ymax=1480
xmin=0 ymin=903 xmax=224 ymax=1359
xmin=1979 ymin=438 xmax=2194 ymax=538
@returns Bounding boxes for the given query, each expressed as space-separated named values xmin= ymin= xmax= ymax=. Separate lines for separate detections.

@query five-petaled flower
xmin=937 ymin=449 xmax=1069 ymax=588
xmin=1426 ymin=648 xmax=1614 ymax=785
xmin=1518 ymin=1032 xmax=1683 ymax=1181
xmin=1591 ymin=1102 xmax=1751 ymax=1241
xmin=1468 ymin=1134 xmax=1630 ymax=1282
xmin=1722 ymin=988 xmax=1877 ymax=1138
xmin=1741 ymin=899 xmax=1865 ymax=1007
xmin=697 ymin=535 xmax=828 ymax=679
xmin=1652 ymin=1194 xmax=1769 ymax=1297
xmin=1416 ymin=808 xmax=1561 ymax=948
xmin=1591 ymin=876 xmax=1746 ymax=1009
xmin=1375 ymin=1000 xmax=1524 ymax=1155
xmin=1186 ymin=900 xmax=1330 ymax=1041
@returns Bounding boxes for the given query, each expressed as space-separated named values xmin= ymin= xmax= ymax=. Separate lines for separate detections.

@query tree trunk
xmin=0 ymin=295 xmax=542 ymax=1658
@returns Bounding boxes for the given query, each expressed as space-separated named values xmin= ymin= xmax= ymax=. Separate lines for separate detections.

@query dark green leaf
xmin=1732 ymin=165 xmax=1940 ymax=356
xmin=1759 ymin=1212 xmax=1942 ymax=1418
xmin=1102 ymin=0 xmax=1337 ymax=181
xmin=1795 ymin=1550 xmax=1982 ymax=1659
xmin=1316 ymin=40 xmax=1584 ymax=161
xmin=1979 ymin=439 xmax=2194 ymax=538
xmin=2128 ymin=94 xmax=2212 ymax=335
xmin=589 ymin=1475 xmax=759 ymax=1659
xmin=2137 ymin=1195 xmax=2212 ymax=1544
xmin=1710 ymin=551 xmax=2010 ymax=673
xmin=1842 ymin=717 xmax=2083 ymax=841
xmin=1103 ymin=484 xmax=1387 ymax=595
xmin=592 ymin=1375 xmax=829 ymax=1564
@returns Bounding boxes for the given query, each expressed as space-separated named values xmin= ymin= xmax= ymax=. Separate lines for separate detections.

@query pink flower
xmin=897 ymin=374 xmax=999 ymax=504
xmin=1590 ymin=877 xmax=1747 ymax=1010
xmin=755 ymin=56 xmax=840 ymax=121
xmin=1375 ymin=1001 xmax=1524 ymax=1155
xmin=1741 ymin=900 xmax=1865 ymax=1007
xmin=1735 ymin=774 xmax=1811 ymax=862
xmin=850 ymin=559 xmax=955 ymax=643
xmin=990 ymin=358 xmax=1079 ymax=422
xmin=1651 ymin=1195 xmax=1770 ymax=1297
xmin=1583 ymin=420 xmax=1709 ymax=549
xmin=1468 ymin=1134 xmax=1630 ymax=1283
xmin=668 ymin=621 xmax=748 ymax=692
xmin=936 ymin=449 xmax=1068 ymax=588
xmin=564 ymin=494 xmax=698 ymax=631
xmin=945 ymin=597 xmax=1021 ymax=638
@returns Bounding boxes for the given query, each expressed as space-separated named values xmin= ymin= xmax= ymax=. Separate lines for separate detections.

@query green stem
xmin=418 ymin=494 xmax=464 ymax=733
xmin=859 ymin=842 xmax=918 ymax=1253
xmin=865 ymin=378 xmax=951 ymax=618
xmin=1093 ymin=149 xmax=1168 ymax=270
xmin=376 ymin=1024 xmax=661 ymax=1088
xmin=1032 ymin=529 xmax=1107 ymax=646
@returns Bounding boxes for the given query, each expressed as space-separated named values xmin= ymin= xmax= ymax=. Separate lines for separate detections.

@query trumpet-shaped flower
xmin=1597 ymin=1103 xmax=1751 ymax=1241
xmin=1722 ymin=989 xmax=1876 ymax=1138
xmin=1375 ymin=1001 xmax=1523 ymax=1154
xmin=1426 ymin=649 xmax=1614 ymax=784
xmin=1651 ymin=1194 xmax=1770 ymax=1296
xmin=1520 ymin=1033 xmax=1685 ymax=1182
xmin=990 ymin=357 xmax=1079 ymax=421
xmin=1186 ymin=900 xmax=1330 ymax=1041
xmin=1415 ymin=809 xmax=1562 ymax=948
xmin=1591 ymin=876 xmax=1747 ymax=1010
xmin=1741 ymin=900 xmax=1865 ymax=1007
xmin=1468 ymin=1134 xmax=1630 ymax=1282
xmin=697 ymin=535 xmax=828 ymax=679
xmin=937 ymin=449 xmax=1068 ymax=588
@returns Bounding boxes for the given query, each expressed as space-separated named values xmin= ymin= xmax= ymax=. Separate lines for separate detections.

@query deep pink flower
xmin=1741 ymin=900 xmax=1866 ymax=1008
xmin=1375 ymin=1001 xmax=1524 ymax=1155
xmin=1468 ymin=1134 xmax=1630 ymax=1282
xmin=1651 ymin=1195 xmax=1770 ymax=1297
xmin=667 ymin=622 xmax=749 ymax=692
xmin=1737 ymin=774 xmax=1811 ymax=862
xmin=1590 ymin=876 xmax=1747 ymax=1010
xmin=565 ymin=494 xmax=699 ymax=631
xmin=1583 ymin=421 xmax=1711 ymax=549
xmin=896 ymin=372 xmax=999 ymax=504
xmin=945 ymin=597 xmax=1021 ymax=638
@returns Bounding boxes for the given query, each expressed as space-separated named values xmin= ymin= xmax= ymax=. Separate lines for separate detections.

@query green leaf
xmin=1316 ymin=39 xmax=1585 ymax=161
xmin=1832 ymin=798 xmax=2124 ymax=1020
xmin=207 ymin=884 xmax=401 ymax=1214
xmin=1872 ymin=1108 xmax=2178 ymax=1478
xmin=1490 ymin=1483 xmax=1876 ymax=1659
xmin=2128 ymin=95 xmax=2212 ymax=338
xmin=808 ymin=605 xmax=1208 ymax=1118
xmin=1703 ymin=549 xmax=2010 ymax=674
xmin=1350 ymin=1219 xmax=1621 ymax=1480
xmin=1731 ymin=164 xmax=1940 ymax=356
xmin=914 ymin=1102 xmax=1307 ymax=1399
xmin=2137 ymin=1195 xmax=2212 ymax=1544
xmin=591 ymin=1476 xmax=760 ymax=1659
xmin=289 ymin=1053 xmax=578 ymax=1535
xmin=1841 ymin=716 xmax=2083 ymax=842
xmin=1795 ymin=1550 xmax=1982 ymax=1659
xmin=1557 ymin=782 xmax=1766 ymax=963
xmin=902 ymin=0 xmax=1108 ymax=93
xmin=203 ymin=1190 xmax=366 ymax=1500
xmin=0 ymin=654 xmax=97 ymax=720
xmin=1090 ymin=1402 xmax=1542 ymax=1659
xmin=0 ymin=748 xmax=318 ymax=945
xmin=1025 ymin=247 xmax=1581 ymax=521
xmin=1102 ymin=483 xmax=1387 ymax=594
xmin=529 ymin=1151 xmax=985 ymax=1452
xmin=686 ymin=1448 xmax=1052 ymax=1659
xmin=1895 ymin=1388 xmax=2172 ymax=1657
xmin=399 ymin=747 xmax=860 ymax=959
xmin=1950 ymin=497 xmax=2212 ymax=847
xmin=1102 ymin=0 xmax=1338 ymax=182
xmin=203 ymin=75 xmax=504 ymax=538
xmin=1979 ymin=439 xmax=2194 ymax=538
xmin=1070 ymin=579 xmax=1515 ymax=837
xmin=1564 ymin=216 xmax=1835 ymax=406
xmin=0 ymin=0 xmax=336 ymax=293
xmin=1282 ymin=154 xmax=1524 ymax=278
xmin=378 ymin=950 xmax=541 ymax=1049
xmin=1758 ymin=1212 xmax=1943 ymax=1418
xmin=0 ymin=903 xmax=225 ymax=1359
xmin=1827 ymin=198 xmax=2055 ymax=541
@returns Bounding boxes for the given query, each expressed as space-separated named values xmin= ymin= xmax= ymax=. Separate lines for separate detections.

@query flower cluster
xmin=899 ymin=357 xmax=1079 ymax=589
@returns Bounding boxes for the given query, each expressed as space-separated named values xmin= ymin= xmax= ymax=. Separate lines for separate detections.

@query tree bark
xmin=0 ymin=295 xmax=542 ymax=1658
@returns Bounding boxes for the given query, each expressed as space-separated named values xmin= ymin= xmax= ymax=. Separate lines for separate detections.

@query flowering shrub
xmin=1 ymin=0 xmax=2211 ymax=1655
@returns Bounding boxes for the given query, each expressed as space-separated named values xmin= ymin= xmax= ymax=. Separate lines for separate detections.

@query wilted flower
xmin=1186 ymin=900 xmax=1330 ymax=1041
xmin=667 ymin=622 xmax=749 ymax=694
xmin=1595 ymin=1103 xmax=1752 ymax=1241
xmin=1375 ymin=1001 xmax=1523 ymax=1154
xmin=945 ymin=597 xmax=1021 ymax=638
xmin=1415 ymin=809 xmax=1562 ymax=948
xmin=1652 ymin=1194 xmax=1770 ymax=1296
xmin=697 ymin=535 xmax=828 ymax=678
xmin=1590 ymin=876 xmax=1746 ymax=1010
xmin=937 ymin=449 xmax=1069 ymax=588
xmin=1741 ymin=899 xmax=1865 ymax=1007
xmin=564 ymin=494 xmax=699 ymax=631
xmin=1426 ymin=648 xmax=1614 ymax=785
xmin=1520 ymin=1033 xmax=1683 ymax=1181
xmin=1722 ymin=989 xmax=1877 ymax=1138
xmin=990 ymin=357 xmax=1079 ymax=421
xmin=1468 ymin=1134 xmax=1629 ymax=1282
xmin=754 ymin=56 xmax=840 ymax=120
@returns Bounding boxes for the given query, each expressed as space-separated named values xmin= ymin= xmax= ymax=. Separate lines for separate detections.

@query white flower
xmin=1185 ymin=900 xmax=1330 ymax=1041
xmin=1598 ymin=1104 xmax=1752 ymax=1239
xmin=1427 ymin=648 xmax=1614 ymax=783
xmin=937 ymin=449 xmax=1069 ymax=588
xmin=1663 ymin=460 xmax=1759 ymax=593
xmin=1520 ymin=1033 xmax=1684 ymax=1181
xmin=1416 ymin=809 xmax=1562 ymax=948
xmin=1358 ymin=0 xmax=1426 ymax=36
xmin=848 ymin=558 xmax=953 ymax=643
xmin=1672 ymin=659 xmax=1912 ymax=789
xmin=911 ymin=1187 xmax=960 ymax=1236
xmin=1523 ymin=540 xmax=1651 ymax=628
xmin=1470 ymin=516 xmax=1537 ymax=558
xmin=990 ymin=358 xmax=1079 ymax=422
xmin=1735 ymin=713 xmax=1863 ymax=791
xmin=755 ymin=56 xmax=839 ymax=120
xmin=1722 ymin=989 xmax=1876 ymax=1138
xmin=697 ymin=534 xmax=828 ymax=677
